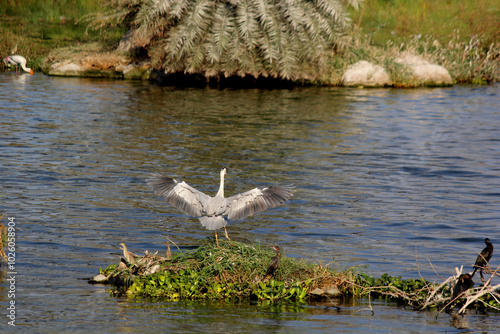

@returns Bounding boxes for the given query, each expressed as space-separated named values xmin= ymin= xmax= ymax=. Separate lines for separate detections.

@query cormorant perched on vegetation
xmin=471 ymin=238 xmax=493 ymax=282
xmin=266 ymin=246 xmax=281 ymax=276
xmin=452 ymin=273 xmax=474 ymax=300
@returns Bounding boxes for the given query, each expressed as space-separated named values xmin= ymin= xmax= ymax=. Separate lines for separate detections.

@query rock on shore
xmin=394 ymin=54 xmax=453 ymax=86
xmin=342 ymin=61 xmax=391 ymax=87
xmin=342 ymin=55 xmax=453 ymax=88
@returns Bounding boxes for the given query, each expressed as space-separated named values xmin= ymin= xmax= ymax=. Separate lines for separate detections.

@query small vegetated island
xmin=89 ymin=237 xmax=500 ymax=318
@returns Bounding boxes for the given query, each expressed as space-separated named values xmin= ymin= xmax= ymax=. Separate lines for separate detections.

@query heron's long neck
xmin=216 ymin=171 xmax=225 ymax=197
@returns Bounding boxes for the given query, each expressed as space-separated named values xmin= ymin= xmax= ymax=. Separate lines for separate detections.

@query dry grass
xmin=42 ymin=42 xmax=130 ymax=71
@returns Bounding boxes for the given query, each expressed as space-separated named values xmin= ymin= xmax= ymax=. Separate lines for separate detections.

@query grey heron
xmin=471 ymin=238 xmax=493 ymax=282
xmin=147 ymin=168 xmax=293 ymax=246
xmin=3 ymin=55 xmax=33 ymax=75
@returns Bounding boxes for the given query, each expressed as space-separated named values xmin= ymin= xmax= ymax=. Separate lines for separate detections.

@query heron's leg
xmin=215 ymin=231 xmax=219 ymax=247
xmin=223 ymin=227 xmax=233 ymax=245
xmin=480 ymin=269 xmax=485 ymax=284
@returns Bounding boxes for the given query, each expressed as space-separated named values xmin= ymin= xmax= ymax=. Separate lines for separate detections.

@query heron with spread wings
xmin=148 ymin=168 xmax=293 ymax=246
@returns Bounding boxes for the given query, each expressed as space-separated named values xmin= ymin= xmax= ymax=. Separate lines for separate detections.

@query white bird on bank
xmin=3 ymin=55 xmax=34 ymax=75
xmin=148 ymin=168 xmax=294 ymax=246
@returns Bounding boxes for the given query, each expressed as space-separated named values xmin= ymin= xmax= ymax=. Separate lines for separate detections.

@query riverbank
xmin=1 ymin=0 xmax=498 ymax=87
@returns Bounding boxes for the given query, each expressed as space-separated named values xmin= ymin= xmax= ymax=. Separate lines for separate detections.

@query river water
xmin=0 ymin=72 xmax=499 ymax=333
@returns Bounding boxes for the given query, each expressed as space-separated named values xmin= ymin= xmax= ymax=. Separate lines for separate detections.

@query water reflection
xmin=0 ymin=72 xmax=499 ymax=332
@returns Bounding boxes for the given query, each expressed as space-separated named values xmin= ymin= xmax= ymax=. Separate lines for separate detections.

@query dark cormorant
xmin=452 ymin=273 xmax=474 ymax=300
xmin=471 ymin=238 xmax=493 ymax=282
xmin=266 ymin=246 xmax=281 ymax=276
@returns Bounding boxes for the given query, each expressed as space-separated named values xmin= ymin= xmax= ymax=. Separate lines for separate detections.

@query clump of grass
xmin=42 ymin=42 xmax=130 ymax=72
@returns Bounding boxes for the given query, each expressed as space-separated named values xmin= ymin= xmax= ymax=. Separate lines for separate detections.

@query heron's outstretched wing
xmin=147 ymin=173 xmax=211 ymax=217
xmin=225 ymin=185 xmax=294 ymax=220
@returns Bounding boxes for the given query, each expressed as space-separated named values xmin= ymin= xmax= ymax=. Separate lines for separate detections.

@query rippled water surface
xmin=0 ymin=72 xmax=499 ymax=333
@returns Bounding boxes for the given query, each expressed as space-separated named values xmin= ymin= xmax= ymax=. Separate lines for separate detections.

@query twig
xmin=368 ymin=291 xmax=374 ymax=315
xmin=481 ymin=264 xmax=500 ymax=289
xmin=415 ymin=244 xmax=424 ymax=281
xmin=355 ymin=290 xmax=375 ymax=314
xmin=456 ymin=282 xmax=500 ymax=315
xmin=426 ymin=257 xmax=446 ymax=280
xmin=420 ymin=275 xmax=454 ymax=310
xmin=164 ymin=236 xmax=182 ymax=253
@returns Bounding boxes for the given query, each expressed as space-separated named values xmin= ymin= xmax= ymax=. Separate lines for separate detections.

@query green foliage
xmin=127 ymin=268 xmax=311 ymax=302
xmin=128 ymin=269 xmax=206 ymax=300
xmin=100 ymin=264 xmax=118 ymax=275
xmin=251 ymin=279 xmax=311 ymax=303
xmin=357 ymin=273 xmax=430 ymax=295
xmin=88 ymin=0 xmax=362 ymax=81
